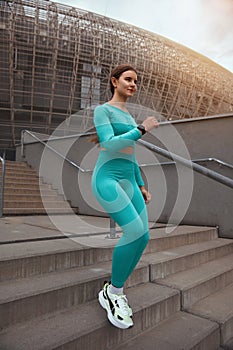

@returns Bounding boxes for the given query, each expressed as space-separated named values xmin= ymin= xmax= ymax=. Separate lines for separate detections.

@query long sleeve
xmin=134 ymin=159 xmax=145 ymax=187
xmin=94 ymin=105 xmax=141 ymax=152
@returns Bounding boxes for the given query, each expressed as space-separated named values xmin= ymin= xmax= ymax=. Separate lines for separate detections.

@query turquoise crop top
xmin=93 ymin=103 xmax=144 ymax=187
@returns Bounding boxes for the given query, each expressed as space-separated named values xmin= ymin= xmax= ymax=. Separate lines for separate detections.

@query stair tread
xmin=3 ymin=208 xmax=74 ymax=215
xmin=5 ymin=194 xmax=62 ymax=197
xmin=148 ymin=225 xmax=216 ymax=240
xmin=0 ymin=283 xmax=179 ymax=350
xmin=4 ymin=197 xmax=65 ymax=202
xmin=0 ymin=260 xmax=116 ymax=303
xmin=4 ymin=184 xmax=50 ymax=188
xmin=2 ymin=171 xmax=37 ymax=176
xmin=142 ymin=238 xmax=233 ymax=264
xmin=114 ymin=311 xmax=219 ymax=350
xmin=0 ymin=226 xmax=217 ymax=262
xmin=187 ymin=282 xmax=233 ymax=323
xmin=0 ymin=238 xmax=85 ymax=261
xmin=156 ymin=253 xmax=233 ymax=290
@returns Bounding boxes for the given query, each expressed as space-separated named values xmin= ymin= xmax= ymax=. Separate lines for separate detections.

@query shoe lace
xmin=116 ymin=295 xmax=130 ymax=315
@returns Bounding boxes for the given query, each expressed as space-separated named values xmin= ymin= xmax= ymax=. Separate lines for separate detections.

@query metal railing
xmin=21 ymin=130 xmax=92 ymax=173
xmin=18 ymin=130 xmax=233 ymax=237
xmin=138 ymin=139 xmax=233 ymax=189
xmin=0 ymin=155 xmax=5 ymax=218
xmin=139 ymin=157 xmax=233 ymax=170
xmin=194 ymin=157 xmax=233 ymax=170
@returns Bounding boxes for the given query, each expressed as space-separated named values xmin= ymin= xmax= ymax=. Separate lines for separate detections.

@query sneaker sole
xmin=98 ymin=290 xmax=133 ymax=330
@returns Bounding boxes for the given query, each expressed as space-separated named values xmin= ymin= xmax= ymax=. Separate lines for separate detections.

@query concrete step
xmin=0 ymin=226 xmax=218 ymax=282
xmin=156 ymin=253 xmax=233 ymax=308
xmin=4 ymin=194 xmax=65 ymax=202
xmin=142 ymin=238 xmax=233 ymax=280
xmin=4 ymin=188 xmax=60 ymax=195
xmin=4 ymin=178 xmax=43 ymax=185
xmin=4 ymin=161 xmax=29 ymax=169
xmin=3 ymin=174 xmax=41 ymax=182
xmin=0 ymin=169 xmax=37 ymax=177
xmin=2 ymin=163 xmax=36 ymax=170
xmin=3 ymin=207 xmax=75 ymax=215
xmin=145 ymin=225 xmax=217 ymax=254
xmin=0 ymin=283 xmax=180 ymax=350
xmin=4 ymin=200 xmax=70 ymax=209
xmin=0 ymin=260 xmax=149 ymax=329
xmin=187 ymin=282 xmax=233 ymax=346
xmin=0 ymin=239 xmax=114 ymax=282
xmin=2 ymin=158 xmax=66 ymax=218
xmin=114 ymin=311 xmax=220 ymax=350
xmin=4 ymin=183 xmax=52 ymax=190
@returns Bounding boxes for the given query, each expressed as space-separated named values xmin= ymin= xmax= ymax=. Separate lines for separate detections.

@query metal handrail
xmin=21 ymin=130 xmax=92 ymax=173
xmin=139 ymin=157 xmax=233 ymax=170
xmin=138 ymin=139 xmax=233 ymax=189
xmin=194 ymin=158 xmax=233 ymax=170
xmin=21 ymin=130 xmax=233 ymax=187
xmin=0 ymin=156 xmax=5 ymax=218
xmin=20 ymin=130 xmax=233 ymax=239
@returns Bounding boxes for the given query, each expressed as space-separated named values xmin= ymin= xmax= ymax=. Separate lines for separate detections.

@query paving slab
xmin=0 ymin=215 xmax=121 ymax=243
xmin=0 ymin=215 xmax=208 ymax=244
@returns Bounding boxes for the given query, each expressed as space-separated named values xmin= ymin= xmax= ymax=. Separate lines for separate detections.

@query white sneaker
xmin=98 ymin=282 xmax=133 ymax=329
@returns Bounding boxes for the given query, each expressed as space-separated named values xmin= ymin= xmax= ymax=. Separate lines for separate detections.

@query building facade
xmin=1 ymin=0 xmax=233 ymax=150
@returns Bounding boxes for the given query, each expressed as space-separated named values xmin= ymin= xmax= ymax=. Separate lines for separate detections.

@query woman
xmin=91 ymin=64 xmax=159 ymax=329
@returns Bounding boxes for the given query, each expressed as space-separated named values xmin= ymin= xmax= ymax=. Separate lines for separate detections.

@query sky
xmin=51 ymin=0 xmax=233 ymax=73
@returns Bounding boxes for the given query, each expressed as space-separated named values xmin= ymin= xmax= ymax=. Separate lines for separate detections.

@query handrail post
xmin=106 ymin=218 xmax=118 ymax=239
xmin=21 ymin=130 xmax=25 ymax=158
xmin=0 ymin=156 xmax=5 ymax=218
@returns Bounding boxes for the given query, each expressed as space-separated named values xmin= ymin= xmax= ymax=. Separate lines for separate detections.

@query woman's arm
xmin=94 ymin=106 xmax=141 ymax=152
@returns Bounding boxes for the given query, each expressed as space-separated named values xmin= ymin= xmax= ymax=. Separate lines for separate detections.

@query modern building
xmin=1 ymin=0 xmax=233 ymax=152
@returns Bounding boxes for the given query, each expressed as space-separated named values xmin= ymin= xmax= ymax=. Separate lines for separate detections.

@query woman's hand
xmin=142 ymin=117 xmax=159 ymax=132
xmin=140 ymin=186 xmax=151 ymax=204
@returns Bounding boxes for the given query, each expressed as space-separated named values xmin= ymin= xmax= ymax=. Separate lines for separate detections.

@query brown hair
xmin=89 ymin=64 xmax=137 ymax=144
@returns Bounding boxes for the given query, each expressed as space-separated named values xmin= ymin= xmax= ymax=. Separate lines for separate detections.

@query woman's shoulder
xmin=94 ymin=103 xmax=111 ymax=124
xmin=94 ymin=103 xmax=109 ymax=112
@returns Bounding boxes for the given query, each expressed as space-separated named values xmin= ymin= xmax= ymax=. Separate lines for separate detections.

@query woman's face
xmin=112 ymin=70 xmax=137 ymax=99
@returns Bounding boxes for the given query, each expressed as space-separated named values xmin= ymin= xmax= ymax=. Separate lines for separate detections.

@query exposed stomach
xmin=100 ymin=146 xmax=134 ymax=154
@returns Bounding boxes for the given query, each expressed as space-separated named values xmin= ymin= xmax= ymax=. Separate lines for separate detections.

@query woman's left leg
xmin=110 ymin=182 xmax=150 ymax=288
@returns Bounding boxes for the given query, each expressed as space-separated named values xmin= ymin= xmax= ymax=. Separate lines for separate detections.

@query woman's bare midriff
xmin=100 ymin=146 xmax=134 ymax=154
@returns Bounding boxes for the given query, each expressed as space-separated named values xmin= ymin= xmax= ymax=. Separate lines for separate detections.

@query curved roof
xmin=0 ymin=0 xmax=233 ymax=147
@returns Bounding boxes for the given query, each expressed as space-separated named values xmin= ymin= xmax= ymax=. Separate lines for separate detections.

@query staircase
xmin=0 ymin=225 xmax=233 ymax=349
xmin=1 ymin=161 xmax=76 ymax=215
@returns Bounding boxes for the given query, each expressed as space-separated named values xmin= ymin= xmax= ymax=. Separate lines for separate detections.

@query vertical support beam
xmin=0 ymin=156 xmax=5 ymax=218
xmin=30 ymin=1 xmax=39 ymax=124
xmin=67 ymin=25 xmax=80 ymax=117
xmin=9 ymin=7 xmax=15 ymax=146
xmin=47 ymin=4 xmax=59 ymax=133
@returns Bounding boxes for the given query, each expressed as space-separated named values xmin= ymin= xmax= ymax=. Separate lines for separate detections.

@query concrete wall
xmin=16 ymin=114 xmax=233 ymax=238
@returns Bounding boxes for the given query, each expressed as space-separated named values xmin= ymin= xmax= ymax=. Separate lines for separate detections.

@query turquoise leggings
xmin=92 ymin=158 xmax=150 ymax=288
